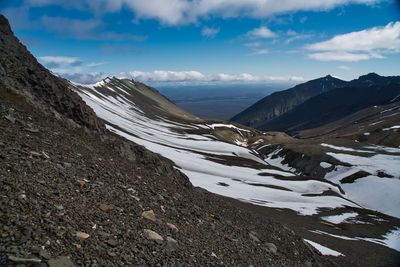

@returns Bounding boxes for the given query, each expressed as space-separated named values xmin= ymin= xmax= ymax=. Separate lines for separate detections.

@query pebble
xmin=39 ymin=249 xmax=52 ymax=260
xmin=166 ymin=236 xmax=177 ymax=252
xmin=166 ymin=222 xmax=178 ymax=233
xmin=265 ymin=243 xmax=278 ymax=254
xmin=106 ymin=238 xmax=118 ymax=247
xmin=63 ymin=162 xmax=72 ymax=168
xmin=143 ymin=229 xmax=163 ymax=242
xmin=249 ymin=231 xmax=260 ymax=243
xmin=8 ymin=255 xmax=42 ymax=263
xmin=76 ymin=231 xmax=90 ymax=240
xmin=99 ymin=203 xmax=111 ymax=212
xmin=48 ymin=256 xmax=75 ymax=267
xmin=76 ymin=179 xmax=86 ymax=188
xmin=141 ymin=210 xmax=156 ymax=222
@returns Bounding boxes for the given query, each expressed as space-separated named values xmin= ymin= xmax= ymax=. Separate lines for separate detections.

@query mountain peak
xmin=359 ymin=72 xmax=381 ymax=80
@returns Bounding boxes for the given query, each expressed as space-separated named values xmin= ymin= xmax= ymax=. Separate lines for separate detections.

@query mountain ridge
xmin=230 ymin=73 xmax=400 ymax=130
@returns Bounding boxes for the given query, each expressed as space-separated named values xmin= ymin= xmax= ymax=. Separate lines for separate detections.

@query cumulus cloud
xmin=285 ymin=30 xmax=313 ymax=44
xmin=39 ymin=56 xmax=82 ymax=65
xmin=201 ymin=26 xmax=220 ymax=38
xmin=38 ymin=55 xmax=109 ymax=83
xmin=247 ymin=26 xmax=276 ymax=39
xmin=338 ymin=65 xmax=351 ymax=71
xmin=306 ymin=21 xmax=400 ymax=61
xmin=20 ymin=0 xmax=380 ymax=25
xmin=61 ymin=72 xmax=109 ymax=84
xmin=120 ymin=70 xmax=304 ymax=84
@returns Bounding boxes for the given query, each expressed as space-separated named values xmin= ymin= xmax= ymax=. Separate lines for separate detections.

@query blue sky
xmin=1 ymin=0 xmax=399 ymax=85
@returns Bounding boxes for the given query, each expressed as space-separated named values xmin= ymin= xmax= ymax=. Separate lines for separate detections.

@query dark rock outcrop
xmin=0 ymin=15 xmax=104 ymax=131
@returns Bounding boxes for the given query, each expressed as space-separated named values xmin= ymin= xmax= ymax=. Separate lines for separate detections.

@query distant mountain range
xmin=230 ymin=73 xmax=400 ymax=134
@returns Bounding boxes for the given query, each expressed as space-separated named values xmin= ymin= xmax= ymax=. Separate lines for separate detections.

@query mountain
xmin=1 ymin=14 xmax=400 ymax=266
xmin=230 ymin=75 xmax=347 ymax=128
xmin=0 ymin=16 xmax=104 ymax=131
xmin=72 ymin=76 xmax=400 ymax=264
xmin=298 ymin=101 xmax=400 ymax=146
xmin=230 ymin=73 xmax=400 ymax=131
xmin=259 ymin=83 xmax=400 ymax=134
xmin=0 ymin=15 xmax=335 ymax=267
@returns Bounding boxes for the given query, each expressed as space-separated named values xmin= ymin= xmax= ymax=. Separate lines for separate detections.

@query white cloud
xmin=249 ymin=48 xmax=269 ymax=55
xmin=285 ymin=30 xmax=313 ymax=44
xmin=306 ymin=21 xmax=400 ymax=61
xmin=39 ymin=56 xmax=81 ymax=65
xmin=247 ymin=26 xmax=276 ymax=39
xmin=24 ymin=0 xmax=380 ymax=25
xmin=307 ymin=51 xmax=383 ymax=61
xmin=127 ymin=70 xmax=207 ymax=82
xmin=121 ymin=70 xmax=304 ymax=84
xmin=87 ymin=62 xmax=107 ymax=67
xmin=60 ymin=72 xmax=109 ymax=84
xmin=201 ymin=26 xmax=220 ymax=38
xmin=338 ymin=65 xmax=351 ymax=71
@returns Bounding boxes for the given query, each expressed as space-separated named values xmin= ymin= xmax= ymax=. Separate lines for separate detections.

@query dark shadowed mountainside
xmin=260 ymin=83 xmax=400 ymax=134
xmin=230 ymin=73 xmax=400 ymax=131
xmin=230 ymin=75 xmax=347 ymax=128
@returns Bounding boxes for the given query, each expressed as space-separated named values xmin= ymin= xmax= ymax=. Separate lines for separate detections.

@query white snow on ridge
xmin=320 ymin=143 xmax=373 ymax=154
xmin=75 ymin=83 xmax=358 ymax=216
xmin=264 ymin=149 xmax=296 ymax=173
xmin=325 ymin=148 xmax=400 ymax=218
xmin=312 ymin=228 xmax=400 ymax=252
xmin=304 ymin=239 xmax=344 ymax=256
xmin=321 ymin=212 xmax=359 ymax=224
xmin=383 ymin=125 xmax=400 ymax=131
xmin=320 ymin=162 xmax=332 ymax=169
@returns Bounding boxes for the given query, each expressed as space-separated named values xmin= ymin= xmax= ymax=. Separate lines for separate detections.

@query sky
xmin=1 ymin=0 xmax=400 ymax=85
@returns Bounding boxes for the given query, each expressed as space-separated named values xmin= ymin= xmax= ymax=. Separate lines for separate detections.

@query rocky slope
xmin=74 ymin=76 xmax=400 ymax=266
xmin=0 ymin=15 xmax=104 ymax=131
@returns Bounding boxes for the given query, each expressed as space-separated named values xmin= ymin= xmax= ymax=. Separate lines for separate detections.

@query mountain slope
xmin=73 ymin=78 xmax=359 ymax=216
xmin=1 ymin=14 xmax=400 ymax=266
xmin=0 ymin=14 xmax=334 ymax=267
xmin=74 ymin=76 xmax=400 ymax=265
xmin=298 ymin=101 xmax=400 ymax=147
xmin=230 ymin=75 xmax=347 ymax=128
xmin=259 ymin=83 xmax=400 ymax=133
xmin=230 ymin=73 xmax=400 ymax=131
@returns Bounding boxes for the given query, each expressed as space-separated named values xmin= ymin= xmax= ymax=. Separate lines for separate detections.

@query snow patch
xmin=321 ymin=212 xmax=359 ymax=224
xmin=320 ymin=162 xmax=332 ymax=169
xmin=304 ymin=239 xmax=344 ymax=256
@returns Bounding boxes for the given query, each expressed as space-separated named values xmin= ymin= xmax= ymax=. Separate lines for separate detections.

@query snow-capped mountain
xmin=72 ymin=78 xmax=400 ymax=217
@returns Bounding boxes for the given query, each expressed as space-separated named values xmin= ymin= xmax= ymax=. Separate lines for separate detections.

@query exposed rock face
xmin=230 ymin=75 xmax=347 ymax=129
xmin=0 ymin=15 xmax=104 ymax=131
